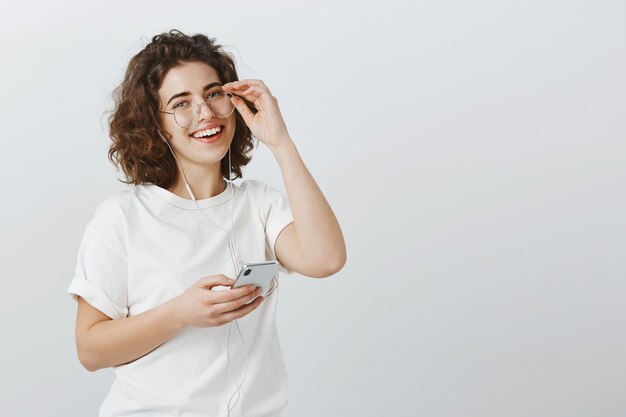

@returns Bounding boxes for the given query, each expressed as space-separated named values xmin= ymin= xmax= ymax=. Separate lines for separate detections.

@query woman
xmin=67 ymin=29 xmax=346 ymax=417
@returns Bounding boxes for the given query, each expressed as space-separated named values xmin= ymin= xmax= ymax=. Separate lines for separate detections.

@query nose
xmin=196 ymin=101 xmax=215 ymax=123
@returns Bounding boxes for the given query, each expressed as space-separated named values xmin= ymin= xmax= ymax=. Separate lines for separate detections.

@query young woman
xmin=67 ymin=29 xmax=346 ymax=417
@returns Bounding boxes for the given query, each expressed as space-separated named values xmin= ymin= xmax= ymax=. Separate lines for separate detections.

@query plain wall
xmin=1 ymin=1 xmax=624 ymax=416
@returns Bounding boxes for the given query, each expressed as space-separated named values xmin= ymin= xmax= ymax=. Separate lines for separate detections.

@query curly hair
xmin=107 ymin=29 xmax=256 ymax=189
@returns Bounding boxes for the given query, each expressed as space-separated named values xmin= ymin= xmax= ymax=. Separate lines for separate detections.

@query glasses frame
xmin=159 ymin=91 xmax=237 ymax=128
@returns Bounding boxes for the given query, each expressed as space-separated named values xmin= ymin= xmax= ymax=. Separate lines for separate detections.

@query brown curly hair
xmin=107 ymin=29 xmax=256 ymax=189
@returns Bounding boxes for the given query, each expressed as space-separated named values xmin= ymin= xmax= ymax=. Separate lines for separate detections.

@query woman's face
xmin=157 ymin=61 xmax=236 ymax=169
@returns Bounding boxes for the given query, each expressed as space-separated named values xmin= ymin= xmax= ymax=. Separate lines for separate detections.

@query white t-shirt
xmin=67 ymin=179 xmax=294 ymax=417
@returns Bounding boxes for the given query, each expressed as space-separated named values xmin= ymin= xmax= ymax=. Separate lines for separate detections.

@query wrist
xmin=269 ymin=137 xmax=297 ymax=160
xmin=163 ymin=297 xmax=188 ymax=332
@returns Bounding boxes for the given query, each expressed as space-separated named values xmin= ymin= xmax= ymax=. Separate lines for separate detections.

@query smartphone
xmin=232 ymin=261 xmax=279 ymax=296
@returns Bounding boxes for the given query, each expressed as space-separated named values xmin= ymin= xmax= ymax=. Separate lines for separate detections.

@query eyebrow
xmin=166 ymin=82 xmax=222 ymax=106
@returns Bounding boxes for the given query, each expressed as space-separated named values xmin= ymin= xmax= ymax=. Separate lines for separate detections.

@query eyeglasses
xmin=159 ymin=91 xmax=236 ymax=128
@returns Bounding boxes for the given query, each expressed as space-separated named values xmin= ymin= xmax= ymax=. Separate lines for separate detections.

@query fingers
xmin=196 ymin=274 xmax=234 ymax=290
xmin=212 ymin=286 xmax=263 ymax=315
xmin=230 ymin=95 xmax=256 ymax=124
xmin=216 ymin=295 xmax=265 ymax=325
xmin=224 ymin=80 xmax=274 ymax=108
xmin=223 ymin=79 xmax=268 ymax=92
xmin=232 ymin=86 xmax=264 ymax=107
xmin=210 ymin=284 xmax=259 ymax=304
xmin=191 ymin=274 xmax=266 ymax=326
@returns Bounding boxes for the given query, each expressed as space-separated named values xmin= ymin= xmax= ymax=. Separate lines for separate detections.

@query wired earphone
xmin=157 ymin=128 xmax=278 ymax=417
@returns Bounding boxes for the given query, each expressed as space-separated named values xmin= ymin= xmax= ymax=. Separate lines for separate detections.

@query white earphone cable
xmin=161 ymin=132 xmax=250 ymax=417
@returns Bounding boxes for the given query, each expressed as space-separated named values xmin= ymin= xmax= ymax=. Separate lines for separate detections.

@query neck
xmin=169 ymin=164 xmax=227 ymax=200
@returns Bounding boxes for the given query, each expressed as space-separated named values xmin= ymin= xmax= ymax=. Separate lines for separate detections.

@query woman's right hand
xmin=172 ymin=274 xmax=264 ymax=328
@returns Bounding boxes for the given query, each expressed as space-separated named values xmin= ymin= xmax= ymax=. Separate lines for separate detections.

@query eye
xmin=173 ymin=101 xmax=189 ymax=109
xmin=207 ymin=91 xmax=222 ymax=99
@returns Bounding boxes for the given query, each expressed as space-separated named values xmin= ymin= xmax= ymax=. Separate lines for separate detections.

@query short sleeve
xmin=262 ymin=184 xmax=294 ymax=275
xmin=66 ymin=225 xmax=129 ymax=320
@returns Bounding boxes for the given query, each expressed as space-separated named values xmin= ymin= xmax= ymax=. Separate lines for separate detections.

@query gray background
xmin=1 ymin=0 xmax=624 ymax=416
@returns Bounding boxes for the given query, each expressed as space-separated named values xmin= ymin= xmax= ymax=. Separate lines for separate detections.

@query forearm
xmin=271 ymin=138 xmax=346 ymax=267
xmin=80 ymin=298 xmax=185 ymax=371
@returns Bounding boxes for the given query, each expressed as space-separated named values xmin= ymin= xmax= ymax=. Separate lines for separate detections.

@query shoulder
xmin=237 ymin=179 xmax=271 ymax=205
xmin=238 ymin=179 xmax=286 ymax=198
xmin=237 ymin=179 xmax=271 ymax=195
xmin=90 ymin=187 xmax=136 ymax=225
xmin=86 ymin=187 xmax=139 ymax=252
xmin=237 ymin=179 xmax=288 ymax=210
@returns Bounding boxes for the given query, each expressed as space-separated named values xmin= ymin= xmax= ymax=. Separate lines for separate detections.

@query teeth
xmin=193 ymin=126 xmax=221 ymax=138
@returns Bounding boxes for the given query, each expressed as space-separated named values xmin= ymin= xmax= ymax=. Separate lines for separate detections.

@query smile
xmin=190 ymin=126 xmax=224 ymax=144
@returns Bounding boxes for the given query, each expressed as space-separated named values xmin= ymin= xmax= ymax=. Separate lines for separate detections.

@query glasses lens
xmin=172 ymin=93 xmax=235 ymax=128
xmin=209 ymin=92 xmax=235 ymax=118
xmin=173 ymin=104 xmax=193 ymax=128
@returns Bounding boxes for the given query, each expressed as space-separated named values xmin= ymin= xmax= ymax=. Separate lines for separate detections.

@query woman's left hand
xmin=223 ymin=79 xmax=292 ymax=150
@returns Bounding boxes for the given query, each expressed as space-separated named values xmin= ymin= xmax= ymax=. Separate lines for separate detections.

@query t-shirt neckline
xmin=141 ymin=182 xmax=234 ymax=209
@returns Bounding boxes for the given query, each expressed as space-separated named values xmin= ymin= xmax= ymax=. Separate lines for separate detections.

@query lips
xmin=190 ymin=124 xmax=224 ymax=137
xmin=192 ymin=128 xmax=223 ymax=144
